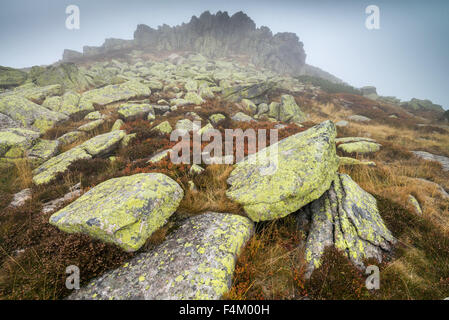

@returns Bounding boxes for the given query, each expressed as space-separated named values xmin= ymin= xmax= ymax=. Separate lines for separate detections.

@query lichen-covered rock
xmin=240 ymin=99 xmax=257 ymax=116
xmin=231 ymin=112 xmax=254 ymax=122
xmin=412 ymin=151 xmax=449 ymax=171
xmin=77 ymin=119 xmax=105 ymax=133
xmin=197 ymin=123 xmax=214 ymax=135
xmin=209 ymin=113 xmax=226 ymax=125
xmin=0 ymin=113 xmax=21 ymax=130
xmin=338 ymin=140 xmax=381 ymax=154
xmin=27 ymin=139 xmax=60 ymax=163
xmin=111 ymin=119 xmax=125 ymax=131
xmin=226 ymin=120 xmax=339 ymax=221
xmin=42 ymin=91 xmax=87 ymax=116
xmin=175 ymin=119 xmax=200 ymax=133
xmin=68 ymin=212 xmax=254 ymax=300
xmin=184 ymin=92 xmax=204 ymax=105
xmin=50 ymin=173 xmax=183 ymax=252
xmin=117 ymin=103 xmax=154 ymax=121
xmin=348 ymin=115 xmax=371 ymax=122
xmin=13 ymin=84 xmax=62 ymax=104
xmin=408 ymin=195 xmax=423 ymax=215
xmin=79 ymin=80 xmax=151 ymax=109
xmin=268 ymin=94 xmax=306 ymax=124
xmin=0 ymin=94 xmax=67 ymax=133
xmin=32 ymin=147 xmax=92 ymax=185
xmin=223 ymin=82 xmax=274 ymax=103
xmin=301 ymin=173 xmax=395 ymax=278
xmin=84 ymin=111 xmax=104 ymax=120
xmin=80 ymin=130 xmax=126 ymax=157
xmin=151 ymin=121 xmax=172 ymax=134
xmin=0 ymin=128 xmax=40 ymax=157
xmin=152 ymin=104 xmax=170 ymax=115
xmin=0 ymin=66 xmax=28 ymax=88
xmin=120 ymin=133 xmax=136 ymax=148
xmin=8 ymin=188 xmax=32 ymax=208
xmin=338 ymin=156 xmax=376 ymax=167
xmin=57 ymin=131 xmax=87 ymax=147
xmin=190 ymin=164 xmax=204 ymax=175
xmin=148 ymin=149 xmax=172 ymax=163
xmin=33 ymin=131 xmax=125 ymax=185
xmin=184 ymin=79 xmax=198 ymax=92
xmin=29 ymin=63 xmax=91 ymax=91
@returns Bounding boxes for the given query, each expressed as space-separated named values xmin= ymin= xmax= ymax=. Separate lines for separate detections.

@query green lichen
xmin=49 ymin=173 xmax=184 ymax=252
xmin=226 ymin=120 xmax=339 ymax=221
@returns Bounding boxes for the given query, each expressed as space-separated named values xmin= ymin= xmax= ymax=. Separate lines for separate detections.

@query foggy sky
xmin=0 ymin=0 xmax=448 ymax=109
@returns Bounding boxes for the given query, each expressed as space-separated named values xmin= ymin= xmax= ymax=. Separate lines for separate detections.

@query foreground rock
xmin=300 ymin=173 xmax=395 ymax=277
xmin=227 ymin=120 xmax=339 ymax=221
xmin=50 ymin=173 xmax=183 ymax=252
xmin=68 ymin=212 xmax=254 ymax=300
xmin=412 ymin=151 xmax=449 ymax=171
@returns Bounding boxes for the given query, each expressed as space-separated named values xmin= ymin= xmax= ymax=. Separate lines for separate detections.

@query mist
xmin=1 ymin=0 xmax=448 ymax=108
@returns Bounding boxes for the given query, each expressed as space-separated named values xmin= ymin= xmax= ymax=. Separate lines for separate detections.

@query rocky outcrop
xmin=50 ymin=173 xmax=183 ymax=252
xmin=0 ymin=66 xmax=28 ymax=88
xmin=68 ymin=212 xmax=254 ymax=300
xmin=300 ymin=173 xmax=395 ymax=278
xmin=401 ymin=98 xmax=444 ymax=113
xmin=226 ymin=120 xmax=339 ymax=221
xmin=29 ymin=63 xmax=91 ymax=91
xmin=134 ymin=11 xmax=306 ymax=76
xmin=65 ymin=11 xmax=307 ymax=77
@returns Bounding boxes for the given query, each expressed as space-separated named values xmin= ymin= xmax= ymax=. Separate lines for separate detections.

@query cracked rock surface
xmin=300 ymin=173 xmax=395 ymax=278
xmin=68 ymin=212 xmax=254 ymax=300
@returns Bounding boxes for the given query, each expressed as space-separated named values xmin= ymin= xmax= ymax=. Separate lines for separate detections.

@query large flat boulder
xmin=301 ymin=173 xmax=395 ymax=277
xmin=0 ymin=94 xmax=67 ymax=133
xmin=226 ymin=120 xmax=339 ymax=221
xmin=68 ymin=212 xmax=254 ymax=300
xmin=78 ymin=80 xmax=151 ymax=110
xmin=50 ymin=173 xmax=183 ymax=252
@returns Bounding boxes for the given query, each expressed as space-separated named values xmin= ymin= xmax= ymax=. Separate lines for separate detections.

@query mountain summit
xmin=63 ymin=11 xmax=341 ymax=79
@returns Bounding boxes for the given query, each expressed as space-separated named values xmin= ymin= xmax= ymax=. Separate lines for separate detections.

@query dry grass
xmin=13 ymin=159 xmax=33 ymax=190
xmin=178 ymin=165 xmax=242 ymax=217
xmin=223 ymin=215 xmax=308 ymax=300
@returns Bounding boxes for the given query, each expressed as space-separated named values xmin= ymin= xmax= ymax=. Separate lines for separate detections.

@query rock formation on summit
xmin=62 ymin=11 xmax=340 ymax=82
